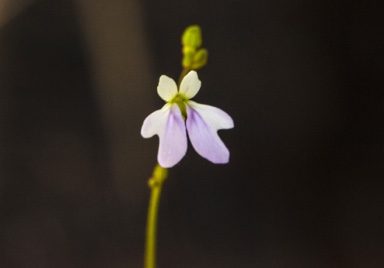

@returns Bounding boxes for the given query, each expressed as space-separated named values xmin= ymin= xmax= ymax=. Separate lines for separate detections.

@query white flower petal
xmin=141 ymin=104 xmax=167 ymax=138
xmin=157 ymin=75 xmax=178 ymax=101
xmin=186 ymin=101 xmax=234 ymax=164
xmin=141 ymin=104 xmax=187 ymax=168
xmin=179 ymin=71 xmax=201 ymax=99
xmin=187 ymin=101 xmax=234 ymax=129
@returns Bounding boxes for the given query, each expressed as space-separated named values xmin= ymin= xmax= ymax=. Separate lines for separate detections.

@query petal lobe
xmin=186 ymin=102 xmax=233 ymax=164
xmin=179 ymin=71 xmax=201 ymax=99
xmin=157 ymin=75 xmax=178 ymax=101
xmin=141 ymin=104 xmax=187 ymax=168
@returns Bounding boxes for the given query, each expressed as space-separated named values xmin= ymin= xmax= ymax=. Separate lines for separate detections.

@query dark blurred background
xmin=0 ymin=0 xmax=383 ymax=267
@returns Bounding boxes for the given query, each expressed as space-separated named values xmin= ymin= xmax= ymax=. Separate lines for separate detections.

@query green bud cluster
xmin=181 ymin=25 xmax=208 ymax=70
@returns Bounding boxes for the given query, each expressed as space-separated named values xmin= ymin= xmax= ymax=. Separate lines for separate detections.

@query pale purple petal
xmin=141 ymin=104 xmax=187 ymax=168
xmin=179 ymin=71 xmax=201 ymax=99
xmin=186 ymin=101 xmax=234 ymax=164
xmin=157 ymin=75 xmax=178 ymax=101
xmin=187 ymin=101 xmax=234 ymax=129
xmin=141 ymin=104 xmax=170 ymax=138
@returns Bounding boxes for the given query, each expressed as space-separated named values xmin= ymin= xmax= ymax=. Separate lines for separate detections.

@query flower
xmin=141 ymin=71 xmax=234 ymax=168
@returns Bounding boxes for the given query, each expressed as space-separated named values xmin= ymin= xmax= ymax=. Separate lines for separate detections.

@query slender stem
xmin=144 ymin=164 xmax=168 ymax=268
xmin=178 ymin=67 xmax=190 ymax=86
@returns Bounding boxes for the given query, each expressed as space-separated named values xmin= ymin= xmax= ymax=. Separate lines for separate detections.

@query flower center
xmin=171 ymin=94 xmax=187 ymax=120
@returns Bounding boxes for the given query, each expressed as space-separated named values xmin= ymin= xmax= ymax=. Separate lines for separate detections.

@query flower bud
xmin=182 ymin=52 xmax=193 ymax=68
xmin=191 ymin=49 xmax=208 ymax=70
xmin=182 ymin=25 xmax=202 ymax=50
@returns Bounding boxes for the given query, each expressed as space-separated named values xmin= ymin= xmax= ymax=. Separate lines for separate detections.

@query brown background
xmin=0 ymin=0 xmax=383 ymax=267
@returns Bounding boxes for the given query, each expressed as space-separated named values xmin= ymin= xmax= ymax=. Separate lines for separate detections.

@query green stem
xmin=178 ymin=67 xmax=191 ymax=86
xmin=144 ymin=164 xmax=168 ymax=268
